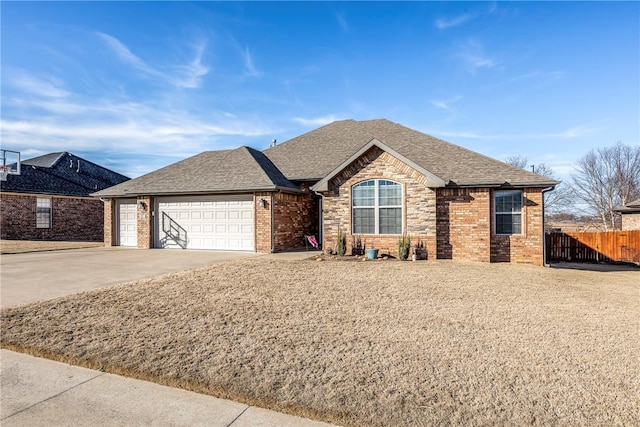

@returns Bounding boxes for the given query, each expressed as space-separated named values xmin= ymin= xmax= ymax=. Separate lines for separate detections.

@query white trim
xmin=494 ymin=189 xmax=523 ymax=236
xmin=351 ymin=179 xmax=403 ymax=235
xmin=312 ymin=138 xmax=446 ymax=192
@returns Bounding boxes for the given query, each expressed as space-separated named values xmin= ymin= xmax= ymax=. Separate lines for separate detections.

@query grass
xmin=1 ymin=259 xmax=638 ymax=426
xmin=0 ymin=240 xmax=103 ymax=254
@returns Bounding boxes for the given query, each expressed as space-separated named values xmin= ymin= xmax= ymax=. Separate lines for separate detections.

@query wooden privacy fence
xmin=546 ymin=230 xmax=640 ymax=264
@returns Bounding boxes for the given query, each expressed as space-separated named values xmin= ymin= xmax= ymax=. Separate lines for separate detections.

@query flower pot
xmin=366 ymin=248 xmax=379 ymax=260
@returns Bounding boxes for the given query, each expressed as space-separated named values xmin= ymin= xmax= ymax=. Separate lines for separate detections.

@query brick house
xmin=1 ymin=152 xmax=129 ymax=241
xmin=615 ymin=199 xmax=640 ymax=230
xmin=94 ymin=119 xmax=558 ymax=265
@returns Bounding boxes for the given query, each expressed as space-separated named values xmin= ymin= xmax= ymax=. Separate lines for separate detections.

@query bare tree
xmin=504 ymin=155 xmax=528 ymax=170
xmin=571 ymin=142 xmax=640 ymax=230
xmin=504 ymin=156 xmax=573 ymax=214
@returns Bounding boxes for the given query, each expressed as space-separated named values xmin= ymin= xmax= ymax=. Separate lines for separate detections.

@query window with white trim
xmin=495 ymin=190 xmax=522 ymax=235
xmin=36 ymin=198 xmax=52 ymax=229
xmin=352 ymin=179 xmax=402 ymax=234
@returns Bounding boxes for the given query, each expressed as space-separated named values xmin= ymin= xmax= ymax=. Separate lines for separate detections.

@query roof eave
xmin=91 ymin=185 xmax=304 ymax=198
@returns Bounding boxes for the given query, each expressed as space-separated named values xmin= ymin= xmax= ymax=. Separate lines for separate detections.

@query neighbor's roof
xmin=265 ymin=119 xmax=559 ymax=187
xmin=615 ymin=198 xmax=640 ymax=213
xmin=92 ymin=146 xmax=300 ymax=197
xmin=1 ymin=152 xmax=129 ymax=197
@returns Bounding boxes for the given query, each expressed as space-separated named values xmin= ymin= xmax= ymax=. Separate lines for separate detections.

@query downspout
xmin=314 ymin=190 xmax=325 ymax=251
xmin=541 ymin=186 xmax=555 ymax=267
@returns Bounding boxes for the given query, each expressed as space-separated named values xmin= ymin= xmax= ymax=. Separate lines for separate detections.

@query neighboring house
xmin=1 ymin=152 xmax=129 ymax=241
xmin=93 ymin=119 xmax=558 ymax=265
xmin=615 ymin=199 xmax=640 ymax=230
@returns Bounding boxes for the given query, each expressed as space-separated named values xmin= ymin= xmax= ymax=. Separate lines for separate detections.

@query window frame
xmin=494 ymin=190 xmax=523 ymax=235
xmin=351 ymin=179 xmax=403 ymax=235
xmin=36 ymin=197 xmax=52 ymax=229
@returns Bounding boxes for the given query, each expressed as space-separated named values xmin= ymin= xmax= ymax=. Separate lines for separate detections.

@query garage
xmin=155 ymin=195 xmax=254 ymax=250
xmin=117 ymin=200 xmax=137 ymax=247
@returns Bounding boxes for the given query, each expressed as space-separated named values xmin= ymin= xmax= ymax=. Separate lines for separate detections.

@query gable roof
xmin=265 ymin=119 xmax=559 ymax=188
xmin=92 ymin=146 xmax=300 ymax=197
xmin=615 ymin=198 xmax=640 ymax=213
xmin=1 ymin=152 xmax=129 ymax=197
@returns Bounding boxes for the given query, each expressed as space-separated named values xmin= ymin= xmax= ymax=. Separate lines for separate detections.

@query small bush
xmin=397 ymin=233 xmax=411 ymax=261
xmin=336 ymin=229 xmax=347 ymax=256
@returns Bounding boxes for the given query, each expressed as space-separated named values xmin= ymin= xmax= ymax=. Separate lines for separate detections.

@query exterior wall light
xmin=258 ymin=198 xmax=266 ymax=208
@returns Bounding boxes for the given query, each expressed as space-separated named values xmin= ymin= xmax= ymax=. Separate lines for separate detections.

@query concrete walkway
xmin=1 ymin=350 xmax=334 ymax=427
xmin=1 ymin=248 xmax=330 ymax=426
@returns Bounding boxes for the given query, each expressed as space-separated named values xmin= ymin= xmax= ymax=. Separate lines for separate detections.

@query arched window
xmin=352 ymin=179 xmax=402 ymax=234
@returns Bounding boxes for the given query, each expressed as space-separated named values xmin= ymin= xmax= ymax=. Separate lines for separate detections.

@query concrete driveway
xmin=0 ymin=247 xmax=260 ymax=308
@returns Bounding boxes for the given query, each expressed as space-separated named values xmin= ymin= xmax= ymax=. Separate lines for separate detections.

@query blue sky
xmin=2 ymin=1 xmax=638 ymax=179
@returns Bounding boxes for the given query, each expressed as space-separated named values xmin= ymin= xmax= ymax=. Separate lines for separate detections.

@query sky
xmin=1 ymin=1 xmax=638 ymax=180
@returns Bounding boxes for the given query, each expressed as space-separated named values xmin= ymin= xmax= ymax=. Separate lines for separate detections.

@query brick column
xmin=136 ymin=196 xmax=153 ymax=249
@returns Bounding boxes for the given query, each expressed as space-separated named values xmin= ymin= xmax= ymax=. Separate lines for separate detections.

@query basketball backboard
xmin=1 ymin=149 xmax=21 ymax=181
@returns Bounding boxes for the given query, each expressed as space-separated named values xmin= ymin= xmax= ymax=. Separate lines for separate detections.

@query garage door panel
xmin=118 ymin=201 xmax=137 ymax=247
xmin=156 ymin=195 xmax=254 ymax=251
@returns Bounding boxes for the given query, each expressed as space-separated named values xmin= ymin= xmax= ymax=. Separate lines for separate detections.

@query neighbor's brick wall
xmin=273 ymin=188 xmax=318 ymax=252
xmin=490 ymin=188 xmax=544 ymax=265
xmin=621 ymin=213 xmax=640 ymax=230
xmin=0 ymin=192 xmax=104 ymax=241
xmin=436 ymin=188 xmax=491 ymax=262
xmin=255 ymin=192 xmax=273 ymax=253
xmin=136 ymin=196 xmax=153 ymax=249
xmin=321 ymin=147 xmax=437 ymax=258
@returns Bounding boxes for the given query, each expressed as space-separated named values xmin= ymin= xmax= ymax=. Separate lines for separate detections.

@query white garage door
xmin=117 ymin=200 xmax=137 ymax=247
xmin=155 ymin=195 xmax=254 ymax=250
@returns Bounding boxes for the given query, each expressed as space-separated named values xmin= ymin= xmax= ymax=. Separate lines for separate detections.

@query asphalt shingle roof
xmin=93 ymin=146 xmax=300 ymax=197
xmin=265 ymin=119 xmax=559 ymax=187
xmin=1 ymin=152 xmax=129 ymax=197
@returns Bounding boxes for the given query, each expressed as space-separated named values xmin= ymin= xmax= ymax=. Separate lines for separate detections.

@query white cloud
xmin=9 ymin=72 xmax=70 ymax=98
xmin=242 ymin=46 xmax=262 ymax=78
xmin=335 ymin=11 xmax=349 ymax=32
xmin=454 ymin=39 xmax=496 ymax=74
xmin=293 ymin=115 xmax=343 ymax=127
xmin=430 ymin=95 xmax=463 ymax=110
xmin=426 ymin=125 xmax=599 ymax=140
xmin=96 ymin=32 xmax=209 ymax=88
xmin=435 ymin=14 xmax=472 ymax=30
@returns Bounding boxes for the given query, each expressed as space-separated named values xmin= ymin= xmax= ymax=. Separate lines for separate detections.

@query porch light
xmin=258 ymin=198 xmax=267 ymax=208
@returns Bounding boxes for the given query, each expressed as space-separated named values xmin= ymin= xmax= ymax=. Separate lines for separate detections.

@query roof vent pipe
xmin=270 ymin=139 xmax=277 ymax=148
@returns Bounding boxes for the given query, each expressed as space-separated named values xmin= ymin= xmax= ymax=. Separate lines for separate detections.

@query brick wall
xmin=321 ymin=147 xmax=437 ymax=258
xmin=436 ymin=188 xmax=491 ymax=262
xmin=273 ymin=189 xmax=318 ymax=252
xmin=136 ymin=196 xmax=153 ymax=249
xmin=255 ymin=192 xmax=273 ymax=253
xmin=103 ymin=198 xmax=114 ymax=246
xmin=621 ymin=213 xmax=640 ymax=230
xmin=490 ymin=188 xmax=545 ymax=265
xmin=0 ymin=192 xmax=104 ymax=241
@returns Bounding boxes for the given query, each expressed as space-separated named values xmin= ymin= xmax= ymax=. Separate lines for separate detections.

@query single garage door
xmin=155 ymin=195 xmax=254 ymax=250
xmin=117 ymin=200 xmax=137 ymax=247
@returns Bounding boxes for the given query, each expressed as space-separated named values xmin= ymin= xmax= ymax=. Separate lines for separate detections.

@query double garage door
xmin=154 ymin=195 xmax=254 ymax=251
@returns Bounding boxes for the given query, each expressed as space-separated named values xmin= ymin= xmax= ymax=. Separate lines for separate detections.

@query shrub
xmin=397 ymin=233 xmax=411 ymax=261
xmin=336 ymin=229 xmax=347 ymax=256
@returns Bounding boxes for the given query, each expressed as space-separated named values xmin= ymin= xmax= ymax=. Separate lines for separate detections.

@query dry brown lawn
xmin=1 ymin=259 xmax=638 ymax=426
xmin=0 ymin=240 xmax=103 ymax=254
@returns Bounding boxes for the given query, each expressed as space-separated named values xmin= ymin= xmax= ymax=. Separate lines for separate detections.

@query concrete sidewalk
xmin=1 ymin=349 xmax=336 ymax=427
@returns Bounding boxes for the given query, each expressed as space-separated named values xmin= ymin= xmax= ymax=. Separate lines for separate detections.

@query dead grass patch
xmin=0 ymin=240 xmax=103 ymax=254
xmin=1 ymin=259 xmax=638 ymax=426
